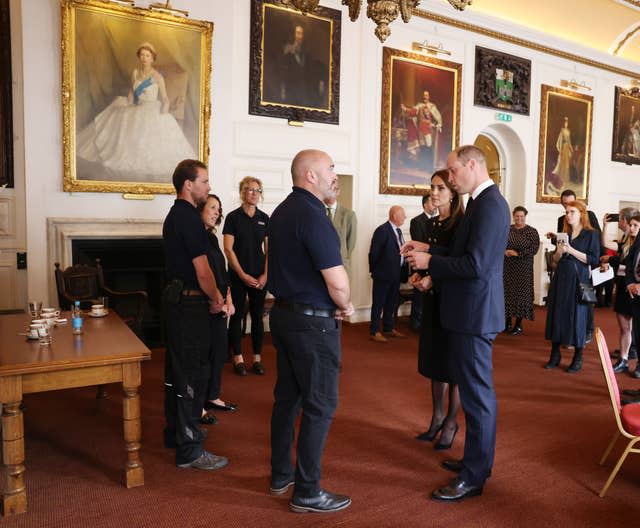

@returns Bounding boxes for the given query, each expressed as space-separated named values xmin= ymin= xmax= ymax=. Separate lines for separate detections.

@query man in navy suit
xmin=405 ymin=145 xmax=510 ymax=501
xmin=368 ymin=206 xmax=409 ymax=342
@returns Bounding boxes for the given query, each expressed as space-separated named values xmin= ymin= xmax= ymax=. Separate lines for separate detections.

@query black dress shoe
xmin=441 ymin=459 xmax=464 ymax=473
xmin=204 ymin=401 xmax=237 ymax=412
xmin=290 ymin=489 xmax=351 ymax=513
xmin=270 ymin=477 xmax=295 ymax=495
xmin=612 ymin=358 xmax=628 ymax=374
xmin=252 ymin=361 xmax=265 ymax=375
xmin=509 ymin=326 xmax=522 ymax=336
xmin=200 ymin=413 xmax=218 ymax=425
xmin=633 ymin=366 xmax=640 ymax=379
xmin=431 ymin=476 xmax=483 ymax=502
xmin=234 ymin=362 xmax=247 ymax=376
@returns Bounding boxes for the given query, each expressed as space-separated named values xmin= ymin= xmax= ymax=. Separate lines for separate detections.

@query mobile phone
xmin=607 ymin=213 xmax=619 ymax=222
xmin=556 ymin=232 xmax=569 ymax=245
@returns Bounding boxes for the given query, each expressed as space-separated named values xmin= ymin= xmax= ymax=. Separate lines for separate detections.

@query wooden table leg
xmin=0 ymin=376 xmax=26 ymax=515
xmin=122 ymin=363 xmax=144 ymax=488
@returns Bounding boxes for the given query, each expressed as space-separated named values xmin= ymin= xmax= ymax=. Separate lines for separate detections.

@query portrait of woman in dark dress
xmin=545 ymin=200 xmax=600 ymax=373
xmin=410 ymin=169 xmax=463 ymax=450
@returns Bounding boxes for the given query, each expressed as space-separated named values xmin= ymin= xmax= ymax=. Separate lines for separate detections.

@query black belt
xmin=182 ymin=289 xmax=206 ymax=297
xmin=275 ymin=300 xmax=334 ymax=318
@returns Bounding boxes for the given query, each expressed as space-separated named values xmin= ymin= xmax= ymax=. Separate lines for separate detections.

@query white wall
xmin=14 ymin=0 xmax=640 ymax=317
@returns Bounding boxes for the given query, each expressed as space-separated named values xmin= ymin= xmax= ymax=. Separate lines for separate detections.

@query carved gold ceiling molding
xmin=413 ymin=8 xmax=640 ymax=79
xmin=613 ymin=24 xmax=640 ymax=55
xmin=620 ymin=0 xmax=640 ymax=9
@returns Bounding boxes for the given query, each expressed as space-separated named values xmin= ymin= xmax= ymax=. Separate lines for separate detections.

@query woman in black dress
xmin=600 ymin=209 xmax=639 ymax=373
xmin=503 ymin=206 xmax=540 ymax=335
xmin=411 ymin=170 xmax=464 ymax=450
xmin=199 ymin=195 xmax=237 ymax=425
xmin=545 ymin=200 xmax=600 ymax=373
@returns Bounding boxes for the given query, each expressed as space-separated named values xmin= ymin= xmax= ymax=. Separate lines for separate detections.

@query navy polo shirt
xmin=267 ymin=187 xmax=342 ymax=309
xmin=163 ymin=199 xmax=209 ymax=289
xmin=222 ymin=207 xmax=269 ymax=276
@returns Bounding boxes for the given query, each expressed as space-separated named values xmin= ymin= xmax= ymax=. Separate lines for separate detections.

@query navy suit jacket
xmin=429 ymin=184 xmax=510 ymax=335
xmin=369 ymin=222 xmax=408 ymax=283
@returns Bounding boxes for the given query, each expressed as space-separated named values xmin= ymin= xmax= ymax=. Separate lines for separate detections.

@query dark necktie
xmin=327 ymin=207 xmax=333 ymax=220
xmin=466 ymin=196 xmax=474 ymax=212
xmin=396 ymin=228 xmax=405 ymax=266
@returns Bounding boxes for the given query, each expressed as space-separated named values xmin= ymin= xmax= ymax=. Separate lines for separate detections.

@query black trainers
xmin=177 ymin=450 xmax=228 ymax=470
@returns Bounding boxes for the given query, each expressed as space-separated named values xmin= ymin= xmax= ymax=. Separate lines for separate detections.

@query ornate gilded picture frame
xmin=474 ymin=46 xmax=531 ymax=115
xmin=536 ymin=85 xmax=593 ymax=204
xmin=0 ymin=0 xmax=13 ymax=189
xmin=380 ymin=47 xmax=461 ymax=196
xmin=611 ymin=86 xmax=640 ymax=165
xmin=248 ymin=0 xmax=341 ymax=124
xmin=61 ymin=0 xmax=213 ymax=194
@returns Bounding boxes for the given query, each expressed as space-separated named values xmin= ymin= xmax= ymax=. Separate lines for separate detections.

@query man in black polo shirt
xmin=162 ymin=159 xmax=228 ymax=471
xmin=268 ymin=149 xmax=354 ymax=513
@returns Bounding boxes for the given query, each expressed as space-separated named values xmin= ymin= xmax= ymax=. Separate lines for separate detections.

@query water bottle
xmin=72 ymin=300 xmax=84 ymax=335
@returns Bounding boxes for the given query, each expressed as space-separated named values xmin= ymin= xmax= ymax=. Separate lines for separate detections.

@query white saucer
xmin=88 ymin=311 xmax=108 ymax=318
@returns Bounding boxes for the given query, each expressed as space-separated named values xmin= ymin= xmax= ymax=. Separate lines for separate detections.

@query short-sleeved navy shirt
xmin=163 ymin=199 xmax=209 ymax=289
xmin=222 ymin=207 xmax=269 ymax=277
xmin=267 ymin=187 xmax=342 ymax=309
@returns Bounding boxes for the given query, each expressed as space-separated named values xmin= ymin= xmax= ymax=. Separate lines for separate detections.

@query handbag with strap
xmin=572 ymin=260 xmax=597 ymax=305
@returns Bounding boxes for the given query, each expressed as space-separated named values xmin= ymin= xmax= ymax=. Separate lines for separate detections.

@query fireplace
xmin=72 ymin=237 xmax=165 ymax=346
xmin=47 ymin=218 xmax=165 ymax=347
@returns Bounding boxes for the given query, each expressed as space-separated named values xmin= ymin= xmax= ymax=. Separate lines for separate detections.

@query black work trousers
xmin=205 ymin=313 xmax=228 ymax=401
xmin=269 ymin=305 xmax=340 ymax=497
xmin=163 ymin=292 xmax=211 ymax=465
xmin=228 ymin=274 xmax=266 ymax=357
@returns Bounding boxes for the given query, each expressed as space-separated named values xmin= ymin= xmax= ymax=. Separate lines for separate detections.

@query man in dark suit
xmin=405 ymin=145 xmax=510 ymax=501
xmin=409 ymin=191 xmax=439 ymax=330
xmin=368 ymin=206 xmax=408 ymax=342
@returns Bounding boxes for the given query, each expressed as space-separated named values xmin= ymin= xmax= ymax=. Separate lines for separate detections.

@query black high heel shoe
xmin=434 ymin=424 xmax=459 ymax=450
xmin=415 ymin=421 xmax=444 ymax=441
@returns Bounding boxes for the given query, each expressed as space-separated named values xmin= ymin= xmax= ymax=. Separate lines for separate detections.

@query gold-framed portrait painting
xmin=248 ymin=0 xmax=341 ymax=124
xmin=61 ymin=0 xmax=213 ymax=194
xmin=611 ymin=86 xmax=640 ymax=165
xmin=380 ymin=47 xmax=461 ymax=196
xmin=536 ymin=85 xmax=593 ymax=204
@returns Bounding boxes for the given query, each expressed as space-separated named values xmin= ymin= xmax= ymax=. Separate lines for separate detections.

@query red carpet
xmin=3 ymin=306 xmax=640 ymax=527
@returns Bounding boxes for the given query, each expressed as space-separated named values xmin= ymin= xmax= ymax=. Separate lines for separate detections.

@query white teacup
xmin=91 ymin=304 xmax=106 ymax=315
xmin=42 ymin=313 xmax=57 ymax=327
xmin=41 ymin=308 xmax=61 ymax=317
xmin=28 ymin=324 xmax=43 ymax=339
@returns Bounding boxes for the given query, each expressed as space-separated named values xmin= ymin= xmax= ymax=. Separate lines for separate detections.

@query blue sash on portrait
xmin=133 ymin=77 xmax=153 ymax=104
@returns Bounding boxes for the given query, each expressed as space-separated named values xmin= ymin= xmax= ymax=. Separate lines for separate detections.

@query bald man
xmin=368 ymin=205 xmax=409 ymax=342
xmin=267 ymin=149 xmax=353 ymax=513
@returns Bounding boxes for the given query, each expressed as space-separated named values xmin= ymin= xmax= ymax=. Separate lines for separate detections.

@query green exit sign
xmin=495 ymin=112 xmax=513 ymax=122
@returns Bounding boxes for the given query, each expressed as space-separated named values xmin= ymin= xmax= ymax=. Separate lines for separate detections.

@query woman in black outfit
xmin=223 ymin=177 xmax=269 ymax=376
xmin=199 ymin=194 xmax=237 ymax=425
xmin=410 ymin=170 xmax=464 ymax=450
xmin=600 ymin=209 xmax=639 ymax=373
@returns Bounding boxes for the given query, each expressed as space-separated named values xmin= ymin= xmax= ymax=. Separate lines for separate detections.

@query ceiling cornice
xmin=413 ymin=8 xmax=640 ymax=79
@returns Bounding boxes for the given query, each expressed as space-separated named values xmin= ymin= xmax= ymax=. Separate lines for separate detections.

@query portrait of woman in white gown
xmin=76 ymin=42 xmax=195 ymax=182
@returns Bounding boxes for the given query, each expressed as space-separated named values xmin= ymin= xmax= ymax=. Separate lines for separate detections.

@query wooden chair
xmin=594 ymin=327 xmax=640 ymax=497
xmin=54 ymin=259 xmax=148 ymax=336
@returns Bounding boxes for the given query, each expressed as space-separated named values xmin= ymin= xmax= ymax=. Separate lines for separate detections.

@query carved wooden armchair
xmin=54 ymin=259 xmax=148 ymax=336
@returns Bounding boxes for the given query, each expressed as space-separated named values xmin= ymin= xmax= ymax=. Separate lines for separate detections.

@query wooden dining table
xmin=0 ymin=311 xmax=151 ymax=516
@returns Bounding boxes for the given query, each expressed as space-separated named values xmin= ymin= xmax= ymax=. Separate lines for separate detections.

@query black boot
xmin=612 ymin=358 xmax=629 ymax=374
xmin=545 ymin=344 xmax=561 ymax=369
xmin=503 ymin=318 xmax=512 ymax=334
xmin=566 ymin=348 xmax=583 ymax=373
xmin=510 ymin=319 xmax=523 ymax=336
